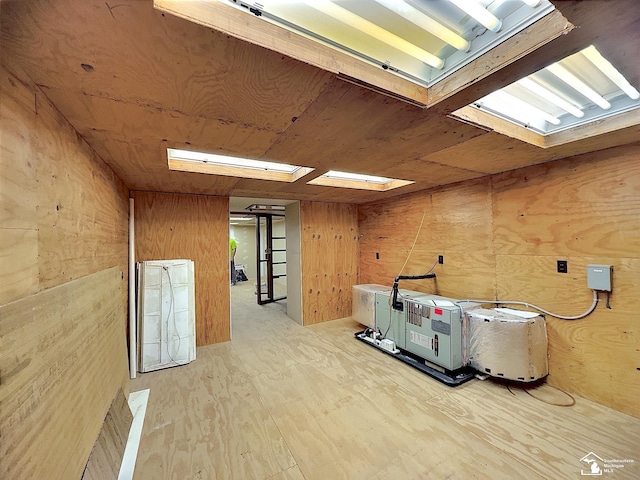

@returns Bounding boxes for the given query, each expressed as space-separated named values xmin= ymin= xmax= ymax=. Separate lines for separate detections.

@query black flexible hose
xmin=391 ymin=273 xmax=436 ymax=310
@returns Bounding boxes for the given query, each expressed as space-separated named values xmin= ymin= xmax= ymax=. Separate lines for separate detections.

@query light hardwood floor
xmin=131 ymin=282 xmax=640 ymax=479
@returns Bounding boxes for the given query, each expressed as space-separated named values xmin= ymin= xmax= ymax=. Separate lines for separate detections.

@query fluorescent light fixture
xmin=373 ymin=0 xmax=469 ymax=51
xmin=230 ymin=216 xmax=254 ymax=221
xmin=452 ymin=44 xmax=639 ymax=145
xmin=517 ymin=77 xmax=584 ymax=118
xmin=223 ymin=0 xmax=557 ymax=100
xmin=167 ymin=148 xmax=314 ymax=182
xmin=448 ymin=0 xmax=502 ymax=33
xmin=321 ymin=171 xmax=394 ymax=184
xmin=307 ymin=170 xmax=414 ymax=191
xmin=546 ymin=63 xmax=611 ymax=110
xmin=308 ymin=0 xmax=445 ymax=69
xmin=486 ymin=90 xmax=561 ymax=125
xmin=582 ymin=45 xmax=640 ymax=100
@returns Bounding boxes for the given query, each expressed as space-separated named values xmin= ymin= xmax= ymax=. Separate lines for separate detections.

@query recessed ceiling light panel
xmin=452 ymin=45 xmax=640 ymax=143
xmin=307 ymin=170 xmax=414 ymax=191
xmin=226 ymin=0 xmax=555 ymax=89
xmin=167 ymin=148 xmax=314 ymax=182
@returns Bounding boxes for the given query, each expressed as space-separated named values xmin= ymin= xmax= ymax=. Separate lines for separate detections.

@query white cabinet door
xmin=138 ymin=259 xmax=196 ymax=372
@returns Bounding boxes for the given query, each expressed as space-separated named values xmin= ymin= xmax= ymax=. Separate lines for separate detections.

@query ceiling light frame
xmin=167 ymin=148 xmax=314 ymax=182
xmin=451 ymin=45 xmax=640 ymax=147
xmin=228 ymin=0 xmax=555 ymax=90
xmin=307 ymin=170 xmax=414 ymax=192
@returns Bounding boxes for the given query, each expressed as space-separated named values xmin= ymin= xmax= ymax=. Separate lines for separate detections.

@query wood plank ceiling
xmin=1 ymin=0 xmax=639 ymax=204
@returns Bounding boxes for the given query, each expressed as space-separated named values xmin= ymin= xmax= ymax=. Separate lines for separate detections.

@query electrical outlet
xmin=557 ymin=260 xmax=568 ymax=273
xmin=438 ymin=255 xmax=444 ymax=264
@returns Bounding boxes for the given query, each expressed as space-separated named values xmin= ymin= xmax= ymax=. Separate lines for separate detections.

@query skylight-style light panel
xmin=168 ymin=148 xmax=300 ymax=173
xmin=307 ymin=170 xmax=414 ymax=191
xmin=167 ymin=148 xmax=314 ymax=182
xmin=451 ymin=45 xmax=640 ymax=145
xmin=322 ymin=170 xmax=394 ymax=184
xmin=227 ymin=0 xmax=555 ymax=89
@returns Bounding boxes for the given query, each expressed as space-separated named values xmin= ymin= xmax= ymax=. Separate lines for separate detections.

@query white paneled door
xmin=137 ymin=259 xmax=196 ymax=373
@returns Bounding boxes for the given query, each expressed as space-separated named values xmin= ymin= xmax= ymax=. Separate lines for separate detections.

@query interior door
xmin=255 ymin=214 xmax=287 ymax=305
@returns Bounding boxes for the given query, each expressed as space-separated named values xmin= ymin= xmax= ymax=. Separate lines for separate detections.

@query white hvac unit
xmin=352 ymin=284 xmax=391 ymax=328
xmin=137 ymin=259 xmax=196 ymax=373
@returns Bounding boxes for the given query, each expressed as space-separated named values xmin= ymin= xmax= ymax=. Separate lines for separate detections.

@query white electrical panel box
xmin=587 ymin=264 xmax=612 ymax=291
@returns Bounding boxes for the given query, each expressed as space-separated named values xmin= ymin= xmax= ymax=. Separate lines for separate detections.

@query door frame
xmin=255 ymin=213 xmax=287 ymax=305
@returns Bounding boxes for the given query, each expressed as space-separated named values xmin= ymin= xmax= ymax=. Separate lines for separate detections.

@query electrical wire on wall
xmin=396 ymin=207 xmax=427 ymax=278
xmin=380 ymin=207 xmax=441 ymax=340
xmin=456 ymin=289 xmax=599 ymax=320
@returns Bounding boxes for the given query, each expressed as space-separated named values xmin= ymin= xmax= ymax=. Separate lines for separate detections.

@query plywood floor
xmin=131 ymin=282 xmax=640 ymax=479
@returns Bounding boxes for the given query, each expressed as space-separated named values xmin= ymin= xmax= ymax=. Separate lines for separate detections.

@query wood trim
xmin=544 ymin=108 xmax=640 ymax=148
xmin=450 ymin=106 xmax=546 ymax=148
xmin=451 ymin=106 xmax=640 ymax=149
xmin=307 ymin=176 xmax=414 ymax=192
xmin=426 ymin=9 xmax=573 ymax=107
xmin=168 ymin=157 xmax=314 ymax=183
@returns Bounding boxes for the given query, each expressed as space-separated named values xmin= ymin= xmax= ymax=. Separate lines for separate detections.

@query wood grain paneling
xmin=0 ymin=268 xmax=129 ymax=480
xmin=1 ymin=0 xmax=331 ymax=130
xmin=1 ymin=58 xmax=130 ymax=478
xmin=359 ymin=178 xmax=496 ymax=299
xmin=132 ymin=191 xmax=230 ymax=345
xmin=0 ymin=61 xmax=39 ymax=304
xmin=493 ymin=143 xmax=640 ymax=257
xmin=359 ymin=144 xmax=640 ymax=417
xmin=496 ymin=255 xmax=640 ymax=417
xmin=0 ymin=61 xmax=38 ymax=230
xmin=35 ymin=90 xmax=129 ymax=288
xmin=300 ymin=202 xmax=359 ymax=325
xmin=2 ymin=0 xmax=639 ymax=206
xmin=0 ymin=229 xmax=39 ymax=305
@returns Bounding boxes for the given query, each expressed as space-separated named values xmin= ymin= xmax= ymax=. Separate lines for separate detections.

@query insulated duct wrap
xmin=352 ymin=284 xmax=391 ymax=328
xmin=467 ymin=308 xmax=548 ymax=382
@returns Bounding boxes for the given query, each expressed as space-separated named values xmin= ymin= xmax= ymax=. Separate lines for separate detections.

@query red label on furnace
xmin=434 ymin=308 xmax=443 ymax=315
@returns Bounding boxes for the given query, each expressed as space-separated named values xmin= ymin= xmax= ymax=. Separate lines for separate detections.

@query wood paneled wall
xmin=0 ymin=59 xmax=130 ymax=479
xmin=300 ymin=201 xmax=359 ymax=325
xmin=358 ymin=143 xmax=640 ymax=418
xmin=1 ymin=269 xmax=129 ymax=479
xmin=132 ymin=191 xmax=230 ymax=345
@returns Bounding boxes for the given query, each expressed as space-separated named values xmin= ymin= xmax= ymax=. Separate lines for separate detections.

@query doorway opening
xmin=255 ymin=213 xmax=287 ymax=305
xmin=229 ymin=197 xmax=302 ymax=338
